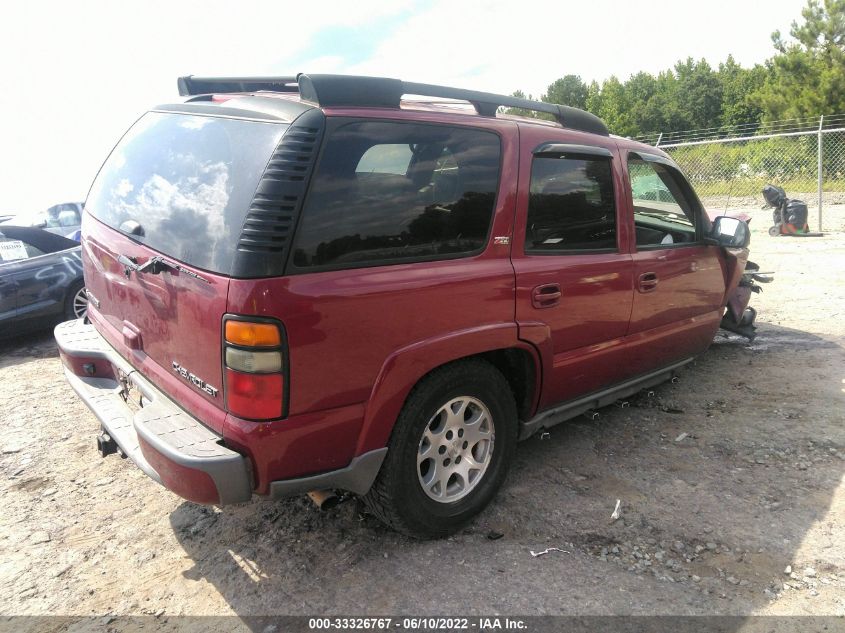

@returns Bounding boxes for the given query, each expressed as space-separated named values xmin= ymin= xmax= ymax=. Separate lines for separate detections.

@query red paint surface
xmin=82 ymin=216 xmax=230 ymax=434
xmin=138 ymin=435 xmax=220 ymax=505
xmin=74 ymin=102 xmax=745 ymax=502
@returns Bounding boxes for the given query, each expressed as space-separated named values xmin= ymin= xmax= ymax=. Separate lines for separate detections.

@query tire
xmin=64 ymin=282 xmax=88 ymax=320
xmin=362 ymin=359 xmax=518 ymax=538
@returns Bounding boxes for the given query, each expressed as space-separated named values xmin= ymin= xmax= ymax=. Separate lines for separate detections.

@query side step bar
xmin=519 ymin=358 xmax=692 ymax=440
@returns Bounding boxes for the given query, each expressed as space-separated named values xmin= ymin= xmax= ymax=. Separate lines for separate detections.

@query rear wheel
xmin=363 ymin=359 xmax=518 ymax=538
xmin=65 ymin=282 xmax=88 ymax=320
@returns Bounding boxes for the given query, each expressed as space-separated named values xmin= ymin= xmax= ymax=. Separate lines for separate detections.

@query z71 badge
xmin=172 ymin=361 xmax=218 ymax=397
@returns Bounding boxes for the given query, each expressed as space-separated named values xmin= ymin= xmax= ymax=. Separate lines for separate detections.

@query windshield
xmin=86 ymin=112 xmax=285 ymax=274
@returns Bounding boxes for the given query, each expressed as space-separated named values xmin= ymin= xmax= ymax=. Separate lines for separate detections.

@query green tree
xmin=542 ymin=75 xmax=588 ymax=109
xmin=594 ymin=76 xmax=637 ymax=136
xmin=502 ymin=89 xmax=541 ymax=118
xmin=674 ymin=57 xmax=723 ymax=130
xmin=753 ymin=0 xmax=845 ymax=119
xmin=585 ymin=80 xmax=602 ymax=115
xmin=718 ymin=56 xmax=767 ymax=128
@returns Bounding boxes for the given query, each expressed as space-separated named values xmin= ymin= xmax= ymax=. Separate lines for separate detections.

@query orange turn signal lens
xmin=225 ymin=321 xmax=281 ymax=347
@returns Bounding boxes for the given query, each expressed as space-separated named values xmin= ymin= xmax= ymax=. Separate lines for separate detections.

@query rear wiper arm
xmin=117 ymin=255 xmax=210 ymax=283
xmin=118 ymin=254 xmax=175 ymax=275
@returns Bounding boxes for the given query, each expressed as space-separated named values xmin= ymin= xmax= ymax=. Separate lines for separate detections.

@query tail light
xmin=223 ymin=316 xmax=287 ymax=421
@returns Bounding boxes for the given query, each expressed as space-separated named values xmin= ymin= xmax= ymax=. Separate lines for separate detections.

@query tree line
xmin=507 ymin=0 xmax=845 ymax=137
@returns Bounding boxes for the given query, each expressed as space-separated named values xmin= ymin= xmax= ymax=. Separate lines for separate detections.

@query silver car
xmin=1 ymin=202 xmax=83 ymax=239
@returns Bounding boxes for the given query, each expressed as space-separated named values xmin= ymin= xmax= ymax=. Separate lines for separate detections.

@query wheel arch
xmin=355 ymin=324 xmax=540 ymax=455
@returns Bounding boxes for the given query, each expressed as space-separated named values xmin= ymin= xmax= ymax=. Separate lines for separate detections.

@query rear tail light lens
xmin=223 ymin=317 xmax=286 ymax=420
xmin=225 ymin=369 xmax=284 ymax=421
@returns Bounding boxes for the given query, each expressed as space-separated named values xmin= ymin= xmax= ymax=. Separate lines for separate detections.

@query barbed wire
xmin=634 ymin=114 xmax=845 ymax=146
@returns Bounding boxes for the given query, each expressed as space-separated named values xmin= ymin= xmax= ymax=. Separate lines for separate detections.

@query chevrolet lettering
xmin=172 ymin=362 xmax=218 ymax=397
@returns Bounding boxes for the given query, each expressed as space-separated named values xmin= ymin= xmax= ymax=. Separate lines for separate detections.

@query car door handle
xmin=531 ymin=283 xmax=562 ymax=308
xmin=638 ymin=272 xmax=659 ymax=293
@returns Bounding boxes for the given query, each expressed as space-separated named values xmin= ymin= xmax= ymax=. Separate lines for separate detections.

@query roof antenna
xmin=722 ymin=174 xmax=735 ymax=218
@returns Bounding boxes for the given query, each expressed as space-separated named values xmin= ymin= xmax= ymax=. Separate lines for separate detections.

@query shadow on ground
xmin=167 ymin=322 xmax=845 ymax=620
xmin=0 ymin=329 xmax=57 ymax=370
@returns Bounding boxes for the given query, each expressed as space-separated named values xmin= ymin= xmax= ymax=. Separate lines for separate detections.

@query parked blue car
xmin=0 ymin=226 xmax=86 ymax=336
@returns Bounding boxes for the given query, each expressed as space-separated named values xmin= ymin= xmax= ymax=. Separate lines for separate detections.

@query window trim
xmin=285 ymin=117 xmax=504 ymax=275
xmin=628 ymin=153 xmax=706 ymax=250
xmin=533 ymin=143 xmax=614 ymax=158
xmin=524 ymin=151 xmax=620 ymax=257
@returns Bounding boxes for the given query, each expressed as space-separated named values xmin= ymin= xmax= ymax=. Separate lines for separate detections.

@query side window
xmin=628 ymin=158 xmax=699 ymax=247
xmin=55 ymin=204 xmax=81 ymax=227
xmin=292 ymin=121 xmax=501 ymax=270
xmin=525 ymin=155 xmax=616 ymax=253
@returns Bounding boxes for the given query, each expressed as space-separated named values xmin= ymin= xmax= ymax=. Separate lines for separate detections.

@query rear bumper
xmin=56 ymin=319 xmax=389 ymax=504
xmin=55 ymin=319 xmax=252 ymax=505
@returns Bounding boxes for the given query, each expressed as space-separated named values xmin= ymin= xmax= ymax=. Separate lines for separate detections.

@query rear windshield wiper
xmin=118 ymin=254 xmax=175 ymax=275
xmin=117 ymin=254 xmax=210 ymax=283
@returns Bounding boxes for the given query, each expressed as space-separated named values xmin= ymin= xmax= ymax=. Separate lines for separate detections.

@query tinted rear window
xmin=86 ymin=112 xmax=285 ymax=273
xmin=526 ymin=156 xmax=616 ymax=252
xmin=291 ymin=121 xmax=501 ymax=270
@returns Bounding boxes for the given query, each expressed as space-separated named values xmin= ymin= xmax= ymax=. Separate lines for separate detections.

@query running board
xmin=519 ymin=358 xmax=693 ymax=440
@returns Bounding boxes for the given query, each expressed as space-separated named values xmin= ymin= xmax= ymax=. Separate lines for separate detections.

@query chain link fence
xmin=636 ymin=116 xmax=845 ymax=231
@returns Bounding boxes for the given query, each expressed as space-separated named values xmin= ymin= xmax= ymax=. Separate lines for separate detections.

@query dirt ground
xmin=1 ymin=203 xmax=843 ymax=623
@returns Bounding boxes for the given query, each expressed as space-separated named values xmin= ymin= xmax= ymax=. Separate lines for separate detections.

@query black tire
xmin=64 ymin=281 xmax=87 ymax=320
xmin=363 ymin=359 xmax=518 ymax=538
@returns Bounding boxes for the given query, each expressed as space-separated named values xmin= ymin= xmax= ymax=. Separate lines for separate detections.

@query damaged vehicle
xmin=1 ymin=225 xmax=86 ymax=335
xmin=56 ymin=74 xmax=752 ymax=537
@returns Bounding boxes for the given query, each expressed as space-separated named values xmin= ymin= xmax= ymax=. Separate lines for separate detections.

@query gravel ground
xmin=1 ymin=205 xmax=843 ymax=621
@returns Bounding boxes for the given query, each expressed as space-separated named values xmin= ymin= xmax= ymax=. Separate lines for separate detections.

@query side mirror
xmin=709 ymin=216 xmax=750 ymax=248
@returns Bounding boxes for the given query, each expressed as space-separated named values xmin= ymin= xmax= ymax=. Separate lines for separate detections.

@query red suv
xmin=56 ymin=74 xmax=750 ymax=537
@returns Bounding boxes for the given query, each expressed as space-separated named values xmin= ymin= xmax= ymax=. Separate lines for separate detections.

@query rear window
xmin=291 ymin=121 xmax=501 ymax=270
xmin=86 ymin=112 xmax=285 ymax=273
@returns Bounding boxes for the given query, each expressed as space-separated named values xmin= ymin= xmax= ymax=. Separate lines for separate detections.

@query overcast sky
xmin=0 ymin=0 xmax=807 ymax=213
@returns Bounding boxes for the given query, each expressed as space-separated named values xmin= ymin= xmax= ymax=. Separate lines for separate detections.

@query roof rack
xmin=176 ymin=73 xmax=610 ymax=137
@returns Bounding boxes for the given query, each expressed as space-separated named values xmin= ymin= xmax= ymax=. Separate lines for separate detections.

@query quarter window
xmin=629 ymin=158 xmax=699 ymax=247
xmin=525 ymin=156 xmax=616 ymax=253
xmin=291 ymin=122 xmax=501 ymax=269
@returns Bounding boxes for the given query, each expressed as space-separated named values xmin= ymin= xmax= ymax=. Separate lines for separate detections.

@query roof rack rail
xmin=176 ymin=73 xmax=609 ymax=137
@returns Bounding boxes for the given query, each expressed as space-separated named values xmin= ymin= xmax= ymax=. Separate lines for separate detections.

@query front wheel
xmin=363 ymin=359 xmax=518 ymax=538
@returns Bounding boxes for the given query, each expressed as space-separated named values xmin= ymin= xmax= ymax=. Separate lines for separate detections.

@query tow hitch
xmin=97 ymin=431 xmax=118 ymax=457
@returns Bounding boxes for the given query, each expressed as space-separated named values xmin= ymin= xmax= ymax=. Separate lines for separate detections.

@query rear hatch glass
xmin=86 ymin=111 xmax=285 ymax=274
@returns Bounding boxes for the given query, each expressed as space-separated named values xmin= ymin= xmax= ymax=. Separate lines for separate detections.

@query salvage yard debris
xmin=529 ymin=547 xmax=570 ymax=558
xmin=610 ymin=499 xmax=622 ymax=522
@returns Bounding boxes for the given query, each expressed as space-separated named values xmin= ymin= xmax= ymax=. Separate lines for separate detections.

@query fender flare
xmin=354 ymin=323 xmax=541 ymax=455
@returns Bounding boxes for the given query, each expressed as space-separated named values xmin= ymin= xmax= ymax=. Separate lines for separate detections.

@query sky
xmin=0 ymin=0 xmax=808 ymax=213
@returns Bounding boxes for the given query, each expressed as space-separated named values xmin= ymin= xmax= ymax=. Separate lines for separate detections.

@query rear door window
xmin=525 ymin=155 xmax=616 ymax=253
xmin=85 ymin=112 xmax=285 ymax=274
xmin=291 ymin=121 xmax=501 ymax=270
